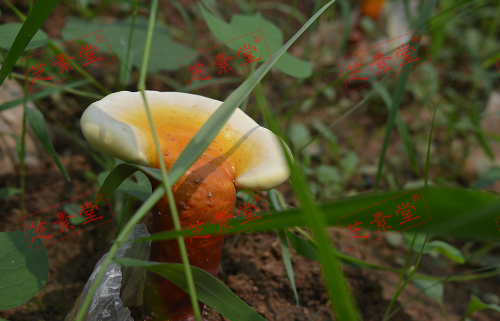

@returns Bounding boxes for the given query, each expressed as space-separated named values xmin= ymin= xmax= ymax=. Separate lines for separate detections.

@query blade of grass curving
xmin=25 ymin=108 xmax=70 ymax=181
xmin=469 ymin=101 xmax=494 ymax=160
xmin=137 ymin=0 xmax=201 ymax=317
xmin=169 ymin=0 xmax=336 ymax=185
xmin=114 ymin=258 xmax=267 ymax=321
xmin=371 ymin=81 xmax=420 ymax=176
xmin=383 ymin=234 xmax=429 ymax=321
xmin=374 ymin=0 xmax=437 ymax=192
xmin=170 ymin=0 xmax=196 ymax=47
xmin=270 ymin=190 xmax=299 ymax=306
xmin=425 ymin=80 xmax=453 ymax=187
xmin=337 ymin=0 xmax=351 ymax=56
xmin=0 ymin=0 xmax=60 ymax=86
xmin=117 ymin=0 xmax=138 ymax=91
xmin=0 ymin=187 xmax=21 ymax=199
xmin=382 ymin=233 xmax=419 ymax=320
xmin=0 ymin=80 xmax=90 ymax=113
xmin=277 ymin=230 xmax=299 ymax=306
xmin=9 ymin=72 xmax=102 ymax=99
xmin=135 ymin=187 xmax=500 ymax=244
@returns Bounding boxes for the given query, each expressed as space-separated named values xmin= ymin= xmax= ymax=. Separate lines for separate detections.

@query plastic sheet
xmin=65 ymin=224 xmax=151 ymax=321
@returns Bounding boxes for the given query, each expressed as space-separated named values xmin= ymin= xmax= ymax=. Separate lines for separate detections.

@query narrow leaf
xmin=277 ymin=230 xmax=299 ymax=306
xmin=25 ymin=108 xmax=70 ymax=181
xmin=114 ymin=258 xmax=267 ymax=321
xmin=463 ymin=295 xmax=500 ymax=318
xmin=0 ymin=187 xmax=21 ymax=199
xmin=410 ymin=277 xmax=444 ymax=303
xmin=0 ymin=80 xmax=90 ymax=113
xmin=474 ymin=166 xmax=500 ymax=189
xmin=286 ymin=230 xmax=318 ymax=261
xmin=0 ymin=0 xmax=61 ymax=86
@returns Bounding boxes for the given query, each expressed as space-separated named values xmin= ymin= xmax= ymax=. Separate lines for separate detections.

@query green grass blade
xmin=25 ymin=108 xmax=70 ymax=181
xmin=136 ymin=0 xmax=202 ymax=319
xmin=0 ymin=187 xmax=21 ymax=199
xmin=0 ymin=80 xmax=89 ymax=113
xmin=117 ymin=0 xmax=138 ymax=91
xmin=469 ymin=102 xmax=494 ymax=160
xmin=136 ymin=187 xmax=500 ymax=244
xmin=425 ymin=80 xmax=453 ymax=187
xmin=277 ymin=230 xmax=299 ymax=306
xmin=372 ymin=81 xmax=420 ymax=176
xmin=114 ymin=258 xmax=267 ymax=321
xmin=0 ymin=0 xmax=61 ymax=86
xmin=374 ymin=0 xmax=438 ymax=191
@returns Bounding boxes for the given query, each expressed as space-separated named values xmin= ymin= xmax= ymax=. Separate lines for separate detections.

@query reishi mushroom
xmin=80 ymin=91 xmax=292 ymax=320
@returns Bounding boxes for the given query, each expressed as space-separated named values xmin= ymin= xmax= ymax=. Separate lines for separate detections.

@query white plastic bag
xmin=65 ymin=224 xmax=151 ymax=321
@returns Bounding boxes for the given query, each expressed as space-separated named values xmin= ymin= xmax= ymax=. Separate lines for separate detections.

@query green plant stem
xmin=137 ymin=0 xmax=201 ymax=319
xmin=118 ymin=0 xmax=138 ymax=91
xmin=20 ymin=82 xmax=28 ymax=217
xmin=383 ymin=234 xmax=428 ymax=321
xmin=425 ymin=80 xmax=453 ymax=187
xmin=10 ymin=72 xmax=103 ymax=99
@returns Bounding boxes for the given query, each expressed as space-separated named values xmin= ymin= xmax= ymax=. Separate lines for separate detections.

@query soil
xmin=1 ymin=150 xmax=498 ymax=321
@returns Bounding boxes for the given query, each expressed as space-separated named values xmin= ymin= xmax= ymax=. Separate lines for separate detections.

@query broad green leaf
xmin=25 ymin=108 xmax=70 ymax=181
xmin=403 ymin=234 xmax=465 ymax=263
xmin=200 ymin=9 xmax=313 ymax=78
xmin=0 ymin=187 xmax=21 ymax=199
xmin=98 ymin=170 xmax=152 ymax=202
xmin=463 ymin=295 xmax=500 ymax=319
xmin=0 ymin=23 xmax=48 ymax=50
xmin=410 ymin=277 xmax=444 ymax=303
xmin=0 ymin=231 xmax=49 ymax=310
xmin=114 ymin=258 xmax=266 ymax=321
xmin=0 ymin=0 xmax=61 ymax=86
xmin=475 ymin=166 xmax=500 ymax=189
xmin=62 ymin=16 xmax=196 ymax=73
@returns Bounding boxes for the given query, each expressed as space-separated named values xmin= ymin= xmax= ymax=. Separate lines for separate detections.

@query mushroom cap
xmin=80 ymin=91 xmax=292 ymax=191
